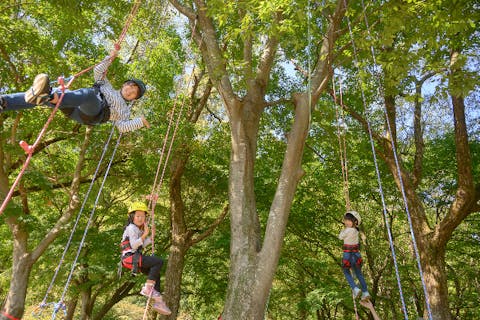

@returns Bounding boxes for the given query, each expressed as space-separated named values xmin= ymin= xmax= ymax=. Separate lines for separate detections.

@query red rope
xmin=116 ymin=0 xmax=142 ymax=46
xmin=2 ymin=310 xmax=21 ymax=320
xmin=0 ymin=1 xmax=143 ymax=215
xmin=0 ymin=76 xmax=72 ymax=215
xmin=145 ymin=19 xmax=198 ymax=255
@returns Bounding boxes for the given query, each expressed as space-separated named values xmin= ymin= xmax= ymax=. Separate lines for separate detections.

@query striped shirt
xmin=94 ymin=56 xmax=144 ymax=133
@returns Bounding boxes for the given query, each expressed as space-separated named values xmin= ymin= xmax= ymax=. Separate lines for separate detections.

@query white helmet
xmin=345 ymin=210 xmax=361 ymax=226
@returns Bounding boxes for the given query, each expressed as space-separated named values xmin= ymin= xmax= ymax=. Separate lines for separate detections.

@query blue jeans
xmin=1 ymin=88 xmax=106 ymax=124
xmin=342 ymin=251 xmax=368 ymax=292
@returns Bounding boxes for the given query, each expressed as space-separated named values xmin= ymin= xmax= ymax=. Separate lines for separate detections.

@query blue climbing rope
xmin=358 ymin=0 xmax=433 ymax=318
xmin=51 ymin=131 xmax=123 ymax=320
xmin=342 ymin=0 xmax=410 ymax=318
xmin=33 ymin=125 xmax=116 ymax=317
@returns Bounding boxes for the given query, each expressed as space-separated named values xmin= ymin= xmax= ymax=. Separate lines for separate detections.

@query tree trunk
xmin=80 ymin=286 xmax=93 ymax=320
xmin=223 ymin=99 xmax=262 ymax=320
xmin=168 ymin=1 xmax=346 ymax=318
xmin=1 ymin=220 xmax=32 ymax=320
xmin=162 ymin=234 xmax=188 ymax=320
xmin=251 ymin=92 xmax=311 ymax=319
xmin=423 ymin=245 xmax=451 ymax=320
xmin=162 ymin=153 xmax=190 ymax=319
xmin=65 ymin=297 xmax=78 ymax=320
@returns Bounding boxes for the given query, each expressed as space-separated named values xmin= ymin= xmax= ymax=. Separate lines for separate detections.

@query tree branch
xmin=310 ymin=0 xmax=348 ymax=102
xmin=30 ymin=127 xmax=93 ymax=263
xmin=190 ymin=203 xmax=228 ymax=245
xmin=168 ymin=0 xmax=196 ymax=20
xmin=193 ymin=0 xmax=236 ymax=106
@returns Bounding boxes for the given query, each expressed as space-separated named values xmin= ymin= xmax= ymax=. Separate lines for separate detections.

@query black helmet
xmin=125 ymin=78 xmax=146 ymax=99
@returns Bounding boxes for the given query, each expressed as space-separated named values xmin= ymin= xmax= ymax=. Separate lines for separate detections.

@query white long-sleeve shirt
xmin=94 ymin=56 xmax=144 ymax=133
xmin=338 ymin=227 xmax=359 ymax=245
xmin=121 ymin=223 xmax=151 ymax=256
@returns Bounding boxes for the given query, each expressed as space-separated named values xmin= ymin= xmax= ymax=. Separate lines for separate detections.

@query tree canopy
xmin=0 ymin=1 xmax=478 ymax=320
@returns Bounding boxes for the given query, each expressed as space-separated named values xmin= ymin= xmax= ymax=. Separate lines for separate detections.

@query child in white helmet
xmin=120 ymin=201 xmax=171 ymax=315
xmin=339 ymin=210 xmax=370 ymax=301
xmin=0 ymin=47 xmax=150 ymax=133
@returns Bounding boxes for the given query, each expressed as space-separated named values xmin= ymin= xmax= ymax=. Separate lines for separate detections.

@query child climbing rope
xmin=0 ymin=47 xmax=150 ymax=133
xmin=339 ymin=210 xmax=370 ymax=301
xmin=120 ymin=201 xmax=171 ymax=315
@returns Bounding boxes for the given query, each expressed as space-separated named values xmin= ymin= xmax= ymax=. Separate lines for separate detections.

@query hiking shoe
xmin=25 ymin=73 xmax=51 ymax=105
xmin=140 ymin=284 xmax=161 ymax=298
xmin=353 ymin=287 xmax=361 ymax=298
xmin=152 ymin=297 xmax=171 ymax=315
xmin=361 ymin=291 xmax=370 ymax=301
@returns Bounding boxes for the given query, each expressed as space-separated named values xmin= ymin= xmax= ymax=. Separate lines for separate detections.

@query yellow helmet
xmin=128 ymin=201 xmax=149 ymax=215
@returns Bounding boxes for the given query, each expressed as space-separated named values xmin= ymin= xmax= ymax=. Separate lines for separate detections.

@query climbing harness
xmin=120 ymin=236 xmax=143 ymax=275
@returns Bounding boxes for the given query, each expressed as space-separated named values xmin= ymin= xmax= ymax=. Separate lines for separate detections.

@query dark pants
xmin=140 ymin=255 xmax=164 ymax=292
xmin=1 ymin=88 xmax=108 ymax=124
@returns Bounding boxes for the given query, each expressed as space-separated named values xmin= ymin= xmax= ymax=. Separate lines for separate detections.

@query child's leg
xmin=342 ymin=267 xmax=358 ymax=289
xmin=1 ymin=93 xmax=38 ymax=111
xmin=342 ymin=252 xmax=358 ymax=289
xmin=140 ymin=255 xmax=164 ymax=293
xmin=52 ymin=88 xmax=102 ymax=116
xmin=352 ymin=265 xmax=368 ymax=292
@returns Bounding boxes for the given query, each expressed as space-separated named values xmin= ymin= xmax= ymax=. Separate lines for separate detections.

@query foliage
xmin=0 ymin=0 xmax=479 ymax=319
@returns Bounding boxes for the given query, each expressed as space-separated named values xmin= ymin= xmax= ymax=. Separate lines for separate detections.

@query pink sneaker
xmin=140 ymin=284 xmax=161 ymax=298
xmin=152 ymin=296 xmax=171 ymax=315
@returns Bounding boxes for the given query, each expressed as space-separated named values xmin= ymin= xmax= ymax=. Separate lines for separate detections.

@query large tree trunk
xmin=168 ymin=0 xmax=346 ymax=318
xmin=163 ymin=233 xmax=188 ymax=320
xmin=163 ymin=153 xmax=190 ymax=319
xmin=160 ymin=72 xmax=214 ymax=320
xmin=423 ymin=245 xmax=451 ymax=320
xmin=383 ymin=132 xmax=453 ymax=320
xmin=223 ymin=98 xmax=262 ymax=319
xmin=1 ymin=219 xmax=32 ymax=320
xmin=250 ymin=92 xmax=311 ymax=318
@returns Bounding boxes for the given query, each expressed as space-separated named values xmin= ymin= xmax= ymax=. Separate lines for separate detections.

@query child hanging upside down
xmin=339 ymin=210 xmax=370 ymax=301
xmin=0 ymin=48 xmax=150 ymax=133
xmin=120 ymin=201 xmax=171 ymax=315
